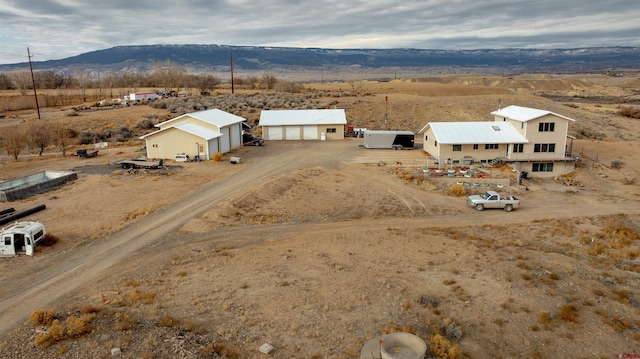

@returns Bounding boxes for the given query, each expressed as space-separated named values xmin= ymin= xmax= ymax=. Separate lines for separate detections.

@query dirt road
xmin=0 ymin=140 xmax=360 ymax=335
xmin=1 ymin=139 xmax=640 ymax=358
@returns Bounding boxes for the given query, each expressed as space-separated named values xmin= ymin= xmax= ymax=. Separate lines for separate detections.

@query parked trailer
xmin=362 ymin=130 xmax=415 ymax=150
xmin=118 ymin=159 xmax=164 ymax=169
xmin=0 ymin=221 xmax=46 ymax=256
xmin=128 ymin=92 xmax=161 ymax=101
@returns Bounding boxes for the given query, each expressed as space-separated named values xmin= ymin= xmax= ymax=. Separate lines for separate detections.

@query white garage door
xmin=267 ymin=126 xmax=283 ymax=140
xmin=303 ymin=126 xmax=318 ymax=140
xmin=220 ymin=127 xmax=231 ymax=153
xmin=285 ymin=126 xmax=301 ymax=140
xmin=230 ymin=124 xmax=241 ymax=148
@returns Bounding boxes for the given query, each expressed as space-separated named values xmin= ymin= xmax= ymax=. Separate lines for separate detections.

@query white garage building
xmin=140 ymin=108 xmax=245 ymax=160
xmin=259 ymin=109 xmax=347 ymax=141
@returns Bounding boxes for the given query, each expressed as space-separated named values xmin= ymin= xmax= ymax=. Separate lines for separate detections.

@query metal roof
xmin=140 ymin=122 xmax=223 ymax=140
xmin=259 ymin=109 xmax=347 ymax=126
xmin=160 ymin=108 xmax=246 ymax=128
xmin=490 ymin=105 xmax=575 ymax=122
xmin=427 ymin=122 xmax=528 ymax=144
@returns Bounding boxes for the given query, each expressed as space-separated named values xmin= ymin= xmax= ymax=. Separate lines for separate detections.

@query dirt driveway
xmin=1 ymin=136 xmax=640 ymax=358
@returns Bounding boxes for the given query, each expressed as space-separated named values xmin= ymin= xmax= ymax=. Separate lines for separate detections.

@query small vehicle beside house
xmin=174 ymin=153 xmax=190 ymax=162
xmin=243 ymin=133 xmax=264 ymax=146
xmin=467 ymin=190 xmax=520 ymax=211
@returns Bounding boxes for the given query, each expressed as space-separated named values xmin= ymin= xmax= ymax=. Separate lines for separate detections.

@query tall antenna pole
xmin=27 ymin=47 xmax=41 ymax=119
xmin=384 ymin=95 xmax=388 ymax=130
xmin=230 ymin=50 xmax=235 ymax=95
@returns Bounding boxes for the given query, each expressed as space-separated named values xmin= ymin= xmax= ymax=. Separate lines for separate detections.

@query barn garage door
xmin=303 ymin=126 xmax=318 ymax=140
xmin=230 ymin=124 xmax=241 ymax=148
xmin=220 ymin=127 xmax=231 ymax=153
xmin=267 ymin=126 xmax=283 ymax=140
xmin=285 ymin=126 xmax=301 ymax=140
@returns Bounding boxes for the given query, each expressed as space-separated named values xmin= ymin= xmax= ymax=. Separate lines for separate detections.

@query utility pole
xmin=384 ymin=95 xmax=388 ymax=130
xmin=230 ymin=50 xmax=235 ymax=95
xmin=27 ymin=47 xmax=41 ymax=119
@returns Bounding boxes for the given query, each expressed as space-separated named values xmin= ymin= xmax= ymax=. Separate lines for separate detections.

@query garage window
xmin=326 ymin=128 xmax=336 ymax=133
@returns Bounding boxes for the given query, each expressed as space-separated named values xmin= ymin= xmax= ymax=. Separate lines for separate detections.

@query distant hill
xmin=0 ymin=44 xmax=638 ymax=77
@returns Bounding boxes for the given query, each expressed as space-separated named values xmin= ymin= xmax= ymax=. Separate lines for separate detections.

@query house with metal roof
xmin=259 ymin=109 xmax=347 ymax=140
xmin=420 ymin=105 xmax=578 ymax=177
xmin=140 ymin=109 xmax=245 ymax=160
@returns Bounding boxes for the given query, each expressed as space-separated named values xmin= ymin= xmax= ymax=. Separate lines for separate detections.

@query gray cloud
xmin=1 ymin=0 xmax=639 ymax=64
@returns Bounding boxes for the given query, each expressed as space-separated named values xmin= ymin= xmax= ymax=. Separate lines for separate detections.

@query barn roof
xmin=140 ymin=122 xmax=223 ymax=140
xmin=160 ymin=108 xmax=246 ymax=128
xmin=426 ymin=122 xmax=528 ymax=144
xmin=259 ymin=109 xmax=347 ymax=126
xmin=490 ymin=105 xmax=575 ymax=122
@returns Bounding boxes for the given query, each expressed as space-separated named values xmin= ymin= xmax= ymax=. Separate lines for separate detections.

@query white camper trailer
xmin=0 ymin=221 xmax=46 ymax=256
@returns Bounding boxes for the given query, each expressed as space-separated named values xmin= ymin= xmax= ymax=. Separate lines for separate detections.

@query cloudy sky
xmin=1 ymin=0 xmax=639 ymax=65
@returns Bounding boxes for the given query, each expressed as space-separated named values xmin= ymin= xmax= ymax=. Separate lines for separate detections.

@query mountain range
xmin=0 ymin=44 xmax=638 ymax=77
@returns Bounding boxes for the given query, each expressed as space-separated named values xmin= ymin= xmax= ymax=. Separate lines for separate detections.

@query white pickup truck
xmin=467 ymin=190 xmax=520 ymax=211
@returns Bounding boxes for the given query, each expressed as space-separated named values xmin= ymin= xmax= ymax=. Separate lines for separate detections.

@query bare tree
xmin=28 ymin=120 xmax=51 ymax=156
xmin=75 ymin=69 xmax=93 ymax=102
xmin=9 ymin=70 xmax=32 ymax=95
xmin=54 ymin=124 xmax=74 ymax=157
xmin=348 ymin=80 xmax=363 ymax=96
xmin=0 ymin=126 xmax=27 ymax=160
xmin=260 ymin=73 xmax=278 ymax=90
xmin=191 ymin=74 xmax=220 ymax=95
xmin=152 ymin=61 xmax=187 ymax=94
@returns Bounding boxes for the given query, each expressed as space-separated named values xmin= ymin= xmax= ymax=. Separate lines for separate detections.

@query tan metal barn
xmin=141 ymin=109 xmax=245 ymax=160
xmin=258 ymin=109 xmax=347 ymax=141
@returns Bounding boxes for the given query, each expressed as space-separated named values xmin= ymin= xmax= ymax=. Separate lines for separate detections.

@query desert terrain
xmin=0 ymin=75 xmax=640 ymax=359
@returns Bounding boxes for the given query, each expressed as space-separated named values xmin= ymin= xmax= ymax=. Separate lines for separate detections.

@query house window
xmin=513 ymin=144 xmax=524 ymax=153
xmin=538 ymin=122 xmax=555 ymax=132
xmin=532 ymin=162 xmax=554 ymax=172
xmin=425 ymin=135 xmax=428 ymax=141
xmin=484 ymin=144 xmax=499 ymax=150
xmin=435 ymin=140 xmax=438 ymax=146
xmin=326 ymin=128 xmax=336 ymax=133
xmin=453 ymin=160 xmax=460 ymax=164
xmin=473 ymin=144 xmax=479 ymax=150
xmin=533 ymin=143 xmax=556 ymax=153
xmin=452 ymin=144 xmax=461 ymax=151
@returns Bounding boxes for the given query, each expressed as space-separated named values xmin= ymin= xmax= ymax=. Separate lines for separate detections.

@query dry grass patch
xmin=29 ymin=309 xmax=55 ymax=326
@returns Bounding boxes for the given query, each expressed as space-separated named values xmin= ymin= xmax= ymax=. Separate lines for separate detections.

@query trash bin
xmin=230 ymin=157 xmax=241 ymax=164
xmin=521 ymin=171 xmax=528 ymax=179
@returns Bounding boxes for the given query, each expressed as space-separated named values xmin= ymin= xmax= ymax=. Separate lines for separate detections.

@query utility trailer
xmin=0 ymin=221 xmax=46 ymax=256
xmin=118 ymin=158 xmax=164 ymax=169
xmin=76 ymin=149 xmax=99 ymax=158
xmin=362 ymin=130 xmax=415 ymax=150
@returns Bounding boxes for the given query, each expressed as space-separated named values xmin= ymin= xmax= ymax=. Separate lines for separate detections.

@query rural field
xmin=1 ymin=74 xmax=640 ymax=359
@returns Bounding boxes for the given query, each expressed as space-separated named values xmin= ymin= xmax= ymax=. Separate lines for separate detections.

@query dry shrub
xmin=80 ymin=304 xmax=102 ymax=314
xmin=429 ymin=334 xmax=462 ymax=359
xmin=558 ymin=303 xmax=579 ymax=323
xmin=114 ymin=311 xmax=136 ymax=331
xmin=448 ymin=184 xmax=467 ymax=196
xmin=619 ymin=106 xmax=640 ymax=119
xmin=212 ymin=152 xmax=223 ymax=161
xmin=207 ymin=342 xmax=241 ymax=358
xmin=586 ymin=242 xmax=604 ymax=256
xmin=29 ymin=309 xmax=55 ymax=326
xmin=404 ymin=173 xmax=414 ymax=181
xmin=158 ymin=315 xmax=179 ymax=328
xmin=39 ymin=233 xmax=59 ymax=247
xmin=538 ymin=311 xmax=552 ymax=328
xmin=380 ymin=322 xmax=414 ymax=335
xmin=129 ymin=288 xmax=156 ymax=305
xmin=33 ymin=314 xmax=95 ymax=348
